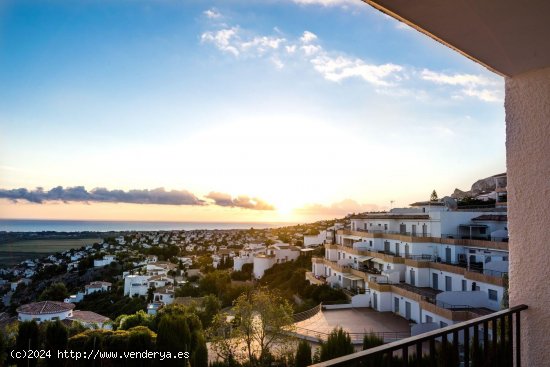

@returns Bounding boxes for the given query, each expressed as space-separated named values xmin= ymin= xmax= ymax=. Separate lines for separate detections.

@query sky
xmin=0 ymin=0 xmax=506 ymax=223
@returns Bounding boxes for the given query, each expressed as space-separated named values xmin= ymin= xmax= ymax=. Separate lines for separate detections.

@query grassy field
xmin=0 ymin=238 xmax=101 ymax=267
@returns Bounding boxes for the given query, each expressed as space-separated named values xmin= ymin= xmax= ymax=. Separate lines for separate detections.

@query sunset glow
xmin=0 ymin=0 xmax=505 ymax=223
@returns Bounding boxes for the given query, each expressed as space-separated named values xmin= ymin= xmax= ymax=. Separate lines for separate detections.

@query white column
xmin=506 ymin=66 xmax=550 ymax=367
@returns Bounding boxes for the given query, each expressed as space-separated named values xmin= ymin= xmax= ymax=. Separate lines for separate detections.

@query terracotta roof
xmin=17 ymin=301 xmax=75 ymax=315
xmin=472 ymin=215 xmax=508 ymax=222
xmin=69 ymin=310 xmax=110 ymax=324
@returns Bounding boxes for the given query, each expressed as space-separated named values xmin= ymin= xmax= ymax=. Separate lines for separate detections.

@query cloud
xmin=205 ymin=192 xmax=275 ymax=210
xmin=311 ymin=55 xmax=403 ymax=86
xmin=0 ymin=186 xmax=275 ymax=210
xmin=300 ymin=31 xmax=318 ymax=43
xmin=201 ymin=27 xmax=285 ymax=58
xmin=301 ymin=44 xmax=322 ymax=56
xmin=285 ymin=45 xmax=297 ymax=54
xmin=291 ymin=0 xmax=361 ymax=7
xmin=295 ymin=199 xmax=382 ymax=217
xmin=200 ymin=27 xmax=240 ymax=56
xmin=0 ymin=186 xmax=204 ymax=206
xmin=420 ymin=69 xmax=503 ymax=102
xmin=204 ymin=8 xmax=222 ymax=19
xmin=200 ymin=23 xmax=502 ymax=103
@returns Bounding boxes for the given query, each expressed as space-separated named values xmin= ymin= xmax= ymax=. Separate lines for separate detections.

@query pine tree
xmin=295 ymin=340 xmax=312 ymax=367
xmin=430 ymin=190 xmax=439 ymax=201
xmin=320 ymin=327 xmax=354 ymax=362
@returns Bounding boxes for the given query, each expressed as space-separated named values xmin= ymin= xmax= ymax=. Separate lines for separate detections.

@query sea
xmin=0 ymin=219 xmax=292 ymax=233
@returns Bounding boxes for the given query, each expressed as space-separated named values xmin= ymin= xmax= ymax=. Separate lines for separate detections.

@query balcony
xmin=305 ymin=271 xmax=326 ymax=286
xmin=310 ymin=304 xmax=527 ymax=367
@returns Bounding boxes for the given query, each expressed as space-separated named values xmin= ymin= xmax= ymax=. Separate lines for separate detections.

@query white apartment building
xmin=123 ymin=262 xmax=176 ymax=296
xmin=233 ymin=243 xmax=266 ymax=271
xmin=308 ymin=202 xmax=509 ymax=330
xmin=253 ymin=244 xmax=301 ymax=279
xmin=304 ymin=230 xmax=328 ymax=248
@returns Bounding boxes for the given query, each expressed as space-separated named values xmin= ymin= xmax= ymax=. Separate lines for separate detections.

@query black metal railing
xmin=293 ymin=303 xmax=323 ymax=323
xmin=309 ymin=304 xmax=527 ymax=367
xmin=294 ymin=326 xmax=410 ymax=344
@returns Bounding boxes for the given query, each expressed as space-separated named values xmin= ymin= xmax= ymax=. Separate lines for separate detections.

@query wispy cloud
xmin=200 ymin=23 xmax=503 ymax=103
xmin=0 ymin=186 xmax=276 ymax=210
xmin=205 ymin=192 xmax=275 ymax=210
xmin=300 ymin=30 xmax=318 ymax=43
xmin=311 ymin=55 xmax=403 ymax=86
xmin=204 ymin=8 xmax=222 ymax=19
xmin=420 ymin=70 xmax=503 ymax=102
xmin=201 ymin=27 xmax=285 ymax=58
xmin=200 ymin=27 xmax=240 ymax=56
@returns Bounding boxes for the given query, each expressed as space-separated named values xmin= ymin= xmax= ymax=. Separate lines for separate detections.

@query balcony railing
xmin=310 ymin=304 xmax=527 ymax=367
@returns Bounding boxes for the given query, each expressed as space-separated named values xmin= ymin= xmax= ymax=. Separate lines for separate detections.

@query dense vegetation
xmin=260 ymin=251 xmax=348 ymax=312
xmin=4 ymin=304 xmax=209 ymax=367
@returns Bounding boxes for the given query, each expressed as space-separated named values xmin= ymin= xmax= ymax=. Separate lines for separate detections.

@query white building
xmin=123 ymin=262 xmax=176 ymax=296
xmin=233 ymin=244 xmax=266 ymax=271
xmin=303 ymin=230 xmax=328 ymax=248
xmin=308 ymin=201 xmax=509 ymax=330
xmin=85 ymin=281 xmax=112 ymax=295
xmin=253 ymin=244 xmax=301 ymax=279
xmin=94 ymin=255 xmax=116 ymax=267
xmin=124 ymin=275 xmax=150 ymax=297
xmin=17 ymin=301 xmax=75 ymax=322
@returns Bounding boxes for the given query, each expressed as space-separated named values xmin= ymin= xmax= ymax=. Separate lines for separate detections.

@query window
xmin=462 ymin=279 xmax=467 ymax=291
xmin=480 ymin=228 xmax=486 ymax=234
xmin=426 ymin=315 xmax=433 ymax=323
xmin=384 ymin=224 xmax=388 ymax=230
xmin=489 ymin=289 xmax=498 ymax=301
xmin=369 ymin=240 xmax=373 ymax=247
xmin=338 ymin=275 xmax=341 ymax=281
xmin=445 ymin=276 xmax=452 ymax=291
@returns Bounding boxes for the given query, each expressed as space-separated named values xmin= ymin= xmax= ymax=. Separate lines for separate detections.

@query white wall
xmin=18 ymin=309 xmax=73 ymax=322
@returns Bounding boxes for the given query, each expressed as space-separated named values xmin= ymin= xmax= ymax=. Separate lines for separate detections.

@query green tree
xmin=15 ymin=321 xmax=40 ymax=367
xmin=207 ymin=312 xmax=243 ymax=363
xmin=362 ymin=332 xmax=384 ymax=350
xmin=230 ymin=288 xmax=295 ymax=367
xmin=200 ymin=294 xmax=221 ymax=328
xmin=199 ymin=271 xmax=231 ymax=298
xmin=319 ymin=327 xmax=354 ymax=362
xmin=44 ymin=320 xmax=68 ymax=367
xmin=0 ymin=331 xmax=7 ymax=367
xmin=430 ymin=190 xmax=439 ymax=201
xmin=39 ymin=282 xmax=69 ymax=301
xmin=119 ymin=310 xmax=153 ymax=330
xmin=295 ymin=340 xmax=312 ymax=367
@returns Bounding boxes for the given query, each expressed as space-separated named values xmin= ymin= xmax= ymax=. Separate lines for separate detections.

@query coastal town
xmin=0 ymin=174 xmax=511 ymax=366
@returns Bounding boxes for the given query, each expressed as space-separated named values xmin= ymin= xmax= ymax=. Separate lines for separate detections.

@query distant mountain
xmin=451 ymin=173 xmax=506 ymax=199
